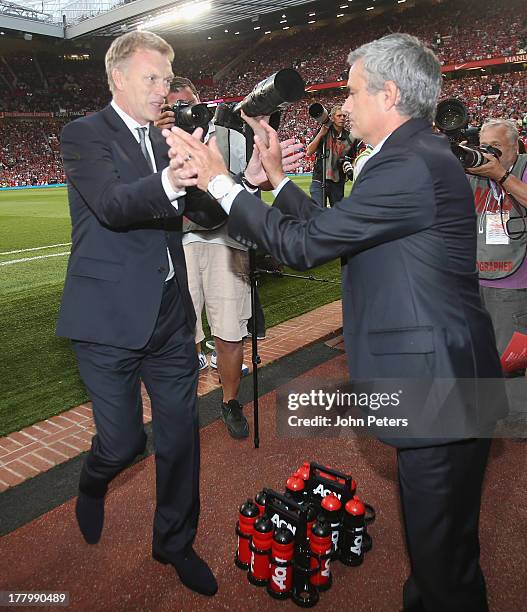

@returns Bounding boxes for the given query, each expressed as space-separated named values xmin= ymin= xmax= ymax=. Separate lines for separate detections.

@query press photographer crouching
xmin=306 ymin=104 xmax=354 ymax=207
xmin=466 ymin=118 xmax=527 ymax=421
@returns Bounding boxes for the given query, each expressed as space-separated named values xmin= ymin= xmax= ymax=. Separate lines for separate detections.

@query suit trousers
xmin=398 ymin=438 xmax=492 ymax=612
xmin=73 ymin=279 xmax=200 ymax=557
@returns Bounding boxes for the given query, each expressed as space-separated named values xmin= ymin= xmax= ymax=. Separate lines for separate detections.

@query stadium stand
xmin=0 ymin=118 xmax=67 ymax=186
xmin=0 ymin=0 xmax=526 ymax=183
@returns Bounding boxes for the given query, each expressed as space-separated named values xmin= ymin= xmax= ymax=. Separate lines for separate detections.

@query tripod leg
xmin=249 ymin=249 xmax=261 ymax=448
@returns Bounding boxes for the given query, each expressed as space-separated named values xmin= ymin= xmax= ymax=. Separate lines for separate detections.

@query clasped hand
xmin=162 ymin=115 xmax=304 ymax=194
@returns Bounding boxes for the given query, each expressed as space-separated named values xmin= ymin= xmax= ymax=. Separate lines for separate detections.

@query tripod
xmin=243 ymin=121 xmax=338 ymax=448
xmin=321 ymin=134 xmax=328 ymax=208
xmin=248 ymin=253 xmax=339 ymax=449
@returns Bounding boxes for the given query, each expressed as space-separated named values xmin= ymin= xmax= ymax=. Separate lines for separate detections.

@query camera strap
xmin=488 ymin=175 xmax=527 ymax=241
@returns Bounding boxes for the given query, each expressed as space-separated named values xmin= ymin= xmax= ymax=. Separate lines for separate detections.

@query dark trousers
xmin=398 ymin=438 xmax=492 ymax=612
xmin=309 ymin=179 xmax=345 ymax=207
xmin=73 ymin=279 xmax=200 ymax=557
xmin=480 ymin=285 xmax=527 ymax=415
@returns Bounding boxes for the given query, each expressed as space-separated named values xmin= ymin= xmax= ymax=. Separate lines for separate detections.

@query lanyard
xmin=478 ymin=180 xmax=502 ymax=234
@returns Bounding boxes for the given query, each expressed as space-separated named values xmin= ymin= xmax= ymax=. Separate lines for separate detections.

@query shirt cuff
xmin=220 ymin=184 xmax=244 ymax=214
xmin=272 ymin=177 xmax=290 ymax=197
xmin=162 ymin=167 xmax=185 ymax=209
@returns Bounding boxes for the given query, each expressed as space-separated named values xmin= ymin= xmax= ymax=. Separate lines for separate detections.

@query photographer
xmin=467 ymin=118 xmax=527 ymax=414
xmin=157 ymin=77 xmax=252 ymax=439
xmin=306 ymin=105 xmax=354 ymax=207
xmin=156 ymin=77 xmax=302 ymax=440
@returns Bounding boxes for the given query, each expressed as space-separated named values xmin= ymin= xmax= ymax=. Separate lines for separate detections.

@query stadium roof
xmin=0 ymin=0 xmax=408 ymax=40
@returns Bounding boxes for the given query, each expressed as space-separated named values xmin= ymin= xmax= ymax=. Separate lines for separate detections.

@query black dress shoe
xmin=153 ymin=548 xmax=218 ymax=596
xmin=75 ymin=492 xmax=105 ymax=544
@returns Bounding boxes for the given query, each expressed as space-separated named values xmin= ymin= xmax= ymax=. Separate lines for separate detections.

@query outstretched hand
xmin=251 ymin=121 xmax=290 ymax=189
xmin=245 ymin=137 xmax=304 ymax=190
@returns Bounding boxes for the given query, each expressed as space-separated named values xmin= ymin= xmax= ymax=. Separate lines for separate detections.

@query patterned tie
xmin=136 ymin=126 xmax=154 ymax=173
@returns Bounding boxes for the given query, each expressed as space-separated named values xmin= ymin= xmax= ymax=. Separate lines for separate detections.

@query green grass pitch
xmin=0 ymin=177 xmax=343 ymax=436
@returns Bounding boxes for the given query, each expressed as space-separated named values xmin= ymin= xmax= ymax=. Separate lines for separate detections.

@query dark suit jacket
xmin=57 ymin=104 xmax=225 ymax=349
xmin=228 ymin=118 xmax=506 ymax=444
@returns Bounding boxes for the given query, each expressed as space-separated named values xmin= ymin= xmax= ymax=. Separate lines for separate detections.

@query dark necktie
xmin=136 ymin=126 xmax=154 ymax=173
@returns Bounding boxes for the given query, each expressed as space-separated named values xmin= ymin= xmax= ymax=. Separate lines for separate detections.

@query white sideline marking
xmin=0 ymin=251 xmax=70 ymax=266
xmin=0 ymin=242 xmax=72 ymax=256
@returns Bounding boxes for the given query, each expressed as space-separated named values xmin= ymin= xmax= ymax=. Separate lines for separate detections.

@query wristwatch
xmin=207 ymin=174 xmax=235 ymax=200
xmin=241 ymin=173 xmax=259 ymax=191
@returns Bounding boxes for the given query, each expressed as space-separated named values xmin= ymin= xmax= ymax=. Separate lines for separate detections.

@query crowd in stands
xmin=441 ymin=71 xmax=527 ymax=127
xmin=198 ymin=0 xmax=527 ymax=100
xmin=2 ymin=68 xmax=525 ymax=186
xmin=1 ymin=0 xmax=526 ymax=112
xmin=0 ymin=0 xmax=526 ymax=184
xmin=171 ymin=42 xmax=245 ymax=83
xmin=0 ymin=119 xmax=67 ymax=186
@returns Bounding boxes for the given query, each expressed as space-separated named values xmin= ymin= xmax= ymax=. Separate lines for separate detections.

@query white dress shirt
xmin=111 ymin=100 xmax=185 ymax=281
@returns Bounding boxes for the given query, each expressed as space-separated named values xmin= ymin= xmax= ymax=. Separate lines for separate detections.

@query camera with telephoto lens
xmin=169 ymin=100 xmax=212 ymax=133
xmin=450 ymin=142 xmax=502 ymax=169
xmin=435 ymin=98 xmax=501 ymax=169
xmin=309 ymin=102 xmax=332 ymax=128
xmin=214 ymin=68 xmax=305 ymax=134
xmin=340 ymin=155 xmax=354 ymax=180
xmin=234 ymin=68 xmax=305 ymax=117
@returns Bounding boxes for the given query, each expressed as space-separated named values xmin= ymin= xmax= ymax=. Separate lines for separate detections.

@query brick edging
xmin=0 ymin=301 xmax=343 ymax=492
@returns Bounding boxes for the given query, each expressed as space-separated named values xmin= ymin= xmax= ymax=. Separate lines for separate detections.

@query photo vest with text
xmin=468 ymin=153 xmax=527 ymax=279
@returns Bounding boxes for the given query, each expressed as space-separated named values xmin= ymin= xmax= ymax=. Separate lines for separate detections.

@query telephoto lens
xmin=435 ymin=97 xmax=468 ymax=136
xmin=450 ymin=143 xmax=501 ymax=169
xmin=234 ymin=68 xmax=305 ymax=117
xmin=341 ymin=155 xmax=354 ymax=180
xmin=309 ymin=103 xmax=331 ymax=127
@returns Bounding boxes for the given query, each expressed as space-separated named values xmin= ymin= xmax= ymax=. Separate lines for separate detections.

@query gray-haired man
xmin=164 ymin=33 xmax=505 ymax=611
xmin=467 ymin=118 xmax=527 ymax=421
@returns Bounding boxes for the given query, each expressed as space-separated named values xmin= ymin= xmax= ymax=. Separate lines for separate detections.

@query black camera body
xmin=169 ymin=100 xmax=212 ymax=133
xmin=435 ymin=97 xmax=501 ymax=169
xmin=213 ymin=102 xmax=245 ymax=133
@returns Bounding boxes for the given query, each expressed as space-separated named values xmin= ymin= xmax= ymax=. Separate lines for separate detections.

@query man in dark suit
xmin=164 ymin=34 xmax=506 ymax=611
xmin=58 ymin=31 xmax=223 ymax=596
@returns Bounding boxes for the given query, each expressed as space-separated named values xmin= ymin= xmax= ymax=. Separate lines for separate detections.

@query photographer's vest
xmin=469 ymin=154 xmax=527 ymax=280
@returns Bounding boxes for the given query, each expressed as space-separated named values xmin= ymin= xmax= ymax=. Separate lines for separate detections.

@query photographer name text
xmin=286 ymin=389 xmax=408 ymax=428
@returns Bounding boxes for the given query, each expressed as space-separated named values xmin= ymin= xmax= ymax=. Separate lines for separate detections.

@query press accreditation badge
xmin=486 ymin=211 xmax=509 ymax=245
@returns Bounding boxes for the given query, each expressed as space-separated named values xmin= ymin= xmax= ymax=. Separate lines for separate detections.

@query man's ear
xmin=384 ymin=80 xmax=400 ymax=111
xmin=112 ymin=67 xmax=124 ymax=92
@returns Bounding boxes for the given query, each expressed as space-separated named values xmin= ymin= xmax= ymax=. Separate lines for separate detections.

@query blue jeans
xmin=309 ymin=179 xmax=345 ymax=208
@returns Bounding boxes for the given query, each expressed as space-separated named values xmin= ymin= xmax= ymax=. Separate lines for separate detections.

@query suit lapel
xmin=100 ymin=105 xmax=156 ymax=177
